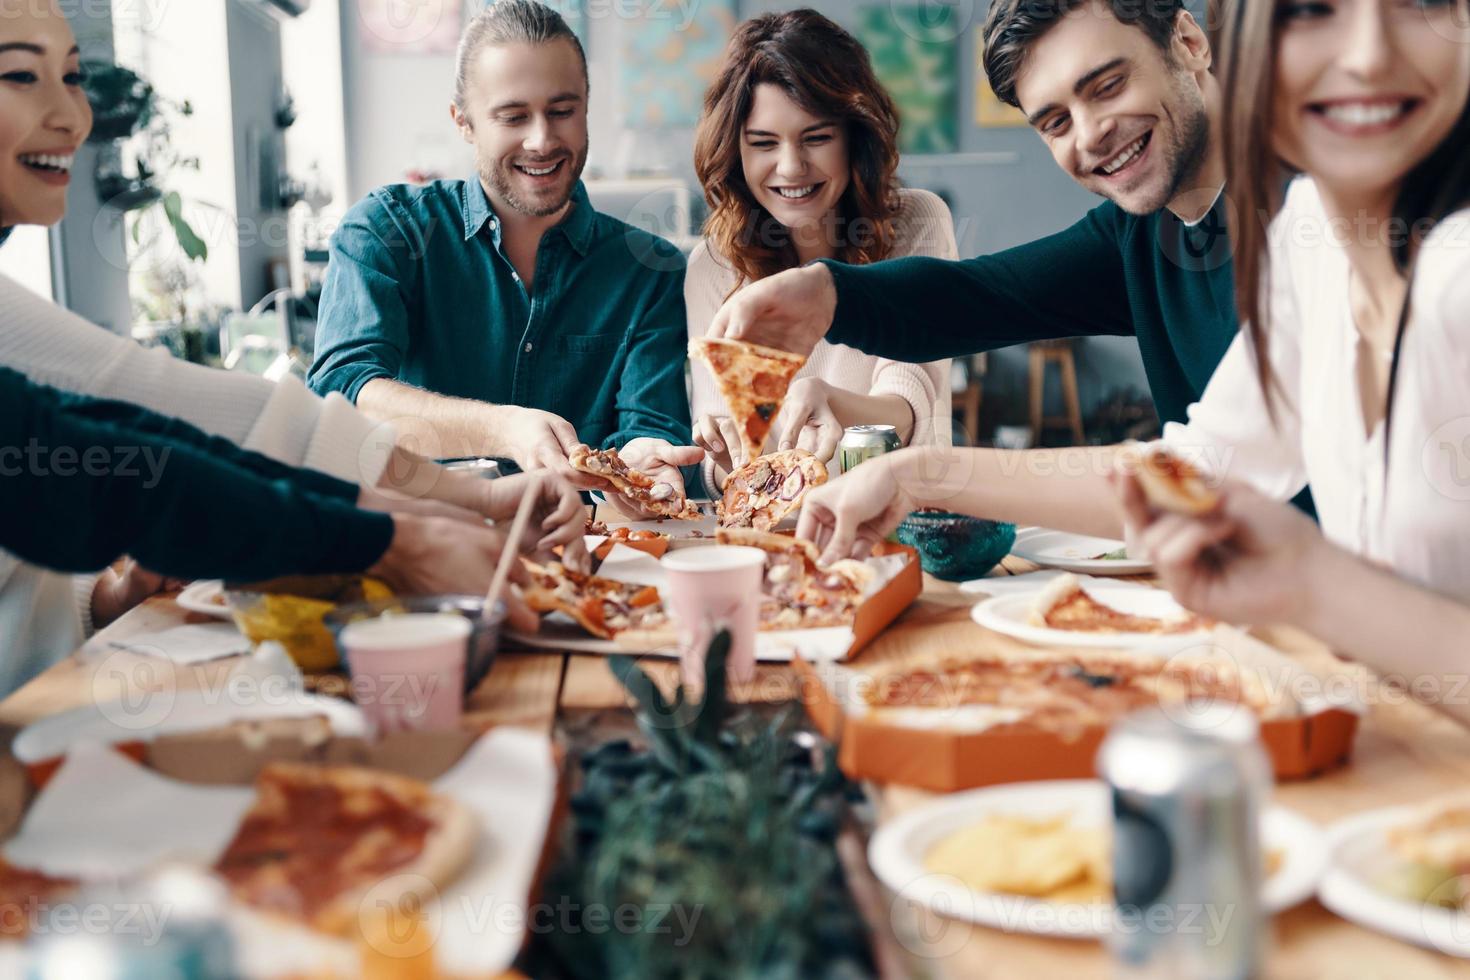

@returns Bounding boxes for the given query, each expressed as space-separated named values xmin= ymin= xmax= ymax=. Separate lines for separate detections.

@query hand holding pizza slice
xmin=568 ymin=445 xmax=701 ymax=520
xmin=690 ymin=337 xmax=807 ymax=463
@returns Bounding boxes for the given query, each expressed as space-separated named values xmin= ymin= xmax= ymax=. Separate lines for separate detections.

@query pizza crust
xmin=1027 ymin=573 xmax=1212 ymax=634
xmin=522 ymin=561 xmax=668 ymax=639
xmin=1121 ymin=443 xmax=1221 ymax=516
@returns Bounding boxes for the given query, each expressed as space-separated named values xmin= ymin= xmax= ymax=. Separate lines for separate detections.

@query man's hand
xmin=607 ymin=438 xmax=706 ymax=520
xmin=693 ymin=414 xmax=746 ymax=479
xmin=797 ymin=455 xmax=918 ymax=564
xmin=483 ymin=471 xmax=588 ymax=562
xmin=777 ymin=377 xmax=843 ymax=463
xmin=499 ymin=407 xmax=609 ymax=491
xmin=708 ymin=263 xmax=837 ymax=358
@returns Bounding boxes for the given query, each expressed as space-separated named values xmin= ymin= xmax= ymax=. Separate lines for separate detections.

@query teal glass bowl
xmin=895 ymin=511 xmax=1017 ymax=582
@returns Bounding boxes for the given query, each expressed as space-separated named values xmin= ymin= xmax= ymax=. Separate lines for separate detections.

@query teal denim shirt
xmin=309 ymin=177 xmax=692 ymax=452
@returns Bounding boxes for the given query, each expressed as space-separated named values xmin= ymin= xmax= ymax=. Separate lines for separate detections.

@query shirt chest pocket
xmin=560 ymin=332 xmax=624 ymax=355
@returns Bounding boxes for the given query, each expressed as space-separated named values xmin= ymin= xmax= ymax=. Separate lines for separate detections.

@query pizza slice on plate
xmin=716 ymin=528 xmax=874 ymax=630
xmin=689 ymin=337 xmax=806 ymax=461
xmin=568 ymin=445 xmax=700 ymax=520
xmin=1028 ymin=574 xmax=1213 ymax=635
xmin=214 ymin=762 xmax=477 ymax=935
xmin=717 ymin=450 xmax=827 ymax=531
xmin=522 ymin=561 xmax=668 ymax=639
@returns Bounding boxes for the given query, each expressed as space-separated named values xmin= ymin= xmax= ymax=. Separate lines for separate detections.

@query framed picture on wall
xmin=856 ymin=4 xmax=960 ymax=155
xmin=619 ymin=0 xmax=737 ymax=128
xmin=358 ymin=0 xmax=463 ymax=55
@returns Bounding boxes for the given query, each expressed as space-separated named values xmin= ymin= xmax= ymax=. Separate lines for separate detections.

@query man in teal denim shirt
xmin=309 ymin=1 xmax=701 ymax=508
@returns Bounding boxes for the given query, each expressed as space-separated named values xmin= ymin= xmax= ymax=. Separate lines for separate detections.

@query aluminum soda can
xmin=1096 ymin=703 xmax=1270 ymax=980
xmin=837 ymin=425 xmax=901 ymax=474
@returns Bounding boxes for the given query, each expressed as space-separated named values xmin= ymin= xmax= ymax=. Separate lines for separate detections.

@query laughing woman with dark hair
xmin=687 ymin=9 xmax=956 ymax=495
xmin=1115 ymin=0 xmax=1470 ymax=723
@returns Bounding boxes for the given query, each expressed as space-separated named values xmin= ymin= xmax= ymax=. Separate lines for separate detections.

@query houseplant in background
xmin=83 ymin=61 xmax=218 ymax=361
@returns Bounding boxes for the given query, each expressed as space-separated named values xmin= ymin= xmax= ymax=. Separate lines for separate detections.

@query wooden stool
xmin=1028 ymin=340 xmax=1085 ymax=445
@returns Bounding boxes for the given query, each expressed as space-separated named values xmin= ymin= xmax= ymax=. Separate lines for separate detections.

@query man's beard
xmin=482 ymin=144 xmax=589 ymax=217
xmin=1121 ymin=74 xmax=1211 ymax=215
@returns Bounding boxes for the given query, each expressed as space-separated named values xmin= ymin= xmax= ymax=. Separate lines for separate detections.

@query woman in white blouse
xmin=1115 ymin=0 xmax=1470 ymax=721
xmin=686 ymin=9 xmax=955 ymax=495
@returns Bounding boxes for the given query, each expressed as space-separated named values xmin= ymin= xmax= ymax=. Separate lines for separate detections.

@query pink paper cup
xmin=661 ymin=546 xmax=766 ymax=688
xmin=338 ymin=613 xmax=470 ymax=733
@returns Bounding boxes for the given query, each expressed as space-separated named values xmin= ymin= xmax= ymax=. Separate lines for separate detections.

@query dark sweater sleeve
xmin=0 ymin=368 xmax=393 ymax=578
xmin=51 ymin=385 xmax=359 ymax=502
xmin=822 ymin=201 xmax=1135 ymax=360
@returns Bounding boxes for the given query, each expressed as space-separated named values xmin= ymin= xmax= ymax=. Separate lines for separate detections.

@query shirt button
xmin=512 ymin=272 xmax=521 ymax=282
xmin=524 ymin=342 xmax=533 ymax=353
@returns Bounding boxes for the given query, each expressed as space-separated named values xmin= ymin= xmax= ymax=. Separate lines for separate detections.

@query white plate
xmin=175 ymin=580 xmax=233 ymax=619
xmin=12 ymin=690 xmax=369 ymax=766
xmin=972 ymin=584 xmax=1215 ymax=648
xmin=869 ymin=779 xmax=1325 ymax=940
xmin=1011 ymin=528 xmax=1153 ymax=576
xmin=1319 ymin=806 xmax=1470 ymax=957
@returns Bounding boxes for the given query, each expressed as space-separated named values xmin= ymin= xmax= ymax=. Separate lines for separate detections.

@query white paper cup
xmin=661 ymin=546 xmax=766 ymax=687
xmin=339 ymin=613 xmax=469 ymax=733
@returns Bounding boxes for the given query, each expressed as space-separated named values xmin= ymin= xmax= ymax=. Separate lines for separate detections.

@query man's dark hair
xmin=982 ymin=0 xmax=1186 ymax=109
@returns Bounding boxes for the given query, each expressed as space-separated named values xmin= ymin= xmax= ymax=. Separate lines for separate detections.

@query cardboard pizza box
xmin=792 ymin=627 xmax=1363 ymax=794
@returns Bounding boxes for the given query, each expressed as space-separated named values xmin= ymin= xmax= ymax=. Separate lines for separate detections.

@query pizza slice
xmin=1121 ymin=443 xmax=1221 ymax=516
xmin=716 ymin=528 xmax=874 ymax=629
xmin=690 ymin=337 xmax=807 ymax=461
xmin=522 ymin=560 xmax=668 ymax=639
xmin=717 ymin=450 xmax=828 ymax=531
xmin=1385 ymin=795 xmax=1470 ymax=912
xmin=1027 ymin=573 xmax=1213 ymax=635
xmin=214 ymin=762 xmax=477 ymax=935
xmin=568 ymin=445 xmax=700 ymax=520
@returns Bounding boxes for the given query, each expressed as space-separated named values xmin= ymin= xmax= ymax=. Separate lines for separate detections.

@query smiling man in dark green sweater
xmin=705 ymin=0 xmax=1310 ymax=550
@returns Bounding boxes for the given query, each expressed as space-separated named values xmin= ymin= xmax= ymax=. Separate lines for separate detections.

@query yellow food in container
xmin=224 ymin=575 xmax=393 ymax=672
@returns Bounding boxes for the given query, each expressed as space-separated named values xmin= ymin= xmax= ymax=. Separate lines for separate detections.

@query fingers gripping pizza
xmin=568 ymin=445 xmax=699 ymax=520
xmin=689 ymin=337 xmax=806 ymax=462
xmin=214 ymin=763 xmax=477 ymax=935
xmin=718 ymin=450 xmax=827 ymax=530
xmin=1121 ymin=443 xmax=1221 ymax=516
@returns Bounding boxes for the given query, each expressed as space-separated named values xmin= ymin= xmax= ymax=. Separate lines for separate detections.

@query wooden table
xmin=5 ymin=545 xmax=1470 ymax=979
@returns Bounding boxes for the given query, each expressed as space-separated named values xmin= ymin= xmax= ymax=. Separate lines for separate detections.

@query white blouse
xmin=1163 ymin=178 xmax=1470 ymax=600
xmin=686 ymin=188 xmax=958 ymax=493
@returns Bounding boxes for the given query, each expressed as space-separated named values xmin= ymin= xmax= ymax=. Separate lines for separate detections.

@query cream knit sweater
xmin=686 ymin=188 xmax=957 ymax=495
xmin=0 ymin=272 xmax=396 ymax=696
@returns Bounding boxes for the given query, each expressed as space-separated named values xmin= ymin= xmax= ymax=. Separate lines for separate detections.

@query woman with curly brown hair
xmin=687 ymin=9 xmax=957 ymax=496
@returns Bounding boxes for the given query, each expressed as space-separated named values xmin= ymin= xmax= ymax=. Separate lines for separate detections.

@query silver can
xmin=440 ymin=456 xmax=502 ymax=479
xmin=838 ymin=424 xmax=901 ymax=474
xmin=1096 ymin=704 xmax=1270 ymax=980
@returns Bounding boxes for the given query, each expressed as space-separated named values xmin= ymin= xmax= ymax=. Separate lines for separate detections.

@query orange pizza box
xmin=793 ymin=626 xmax=1363 ymax=794
xmin=846 ymin=542 xmax=924 ymax=660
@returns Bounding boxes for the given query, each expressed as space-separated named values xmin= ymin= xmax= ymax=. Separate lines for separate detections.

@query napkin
xmin=4 ymin=741 xmax=255 ymax=878
xmin=109 ymin=622 xmax=251 ymax=664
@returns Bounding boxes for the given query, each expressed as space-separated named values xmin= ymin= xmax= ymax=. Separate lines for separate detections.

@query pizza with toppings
xmin=718 ymin=450 xmax=827 ymax=530
xmin=1028 ymin=574 xmax=1213 ymax=635
xmin=1122 ymin=443 xmax=1221 ymax=516
xmin=689 ymin=337 xmax=806 ymax=461
xmin=213 ymin=762 xmax=477 ymax=935
xmin=568 ymin=445 xmax=700 ymax=520
xmin=716 ymin=528 xmax=874 ymax=630
xmin=522 ymin=561 xmax=668 ymax=639
xmin=860 ymin=647 xmax=1283 ymax=732
xmin=1384 ymin=795 xmax=1470 ymax=912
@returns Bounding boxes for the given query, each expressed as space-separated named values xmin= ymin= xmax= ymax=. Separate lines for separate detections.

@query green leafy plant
xmin=530 ymin=633 xmax=875 ymax=979
xmin=82 ymin=61 xmax=209 ymax=264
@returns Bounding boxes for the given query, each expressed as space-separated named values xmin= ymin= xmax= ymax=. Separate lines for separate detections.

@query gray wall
xmin=331 ymin=1 xmax=1177 ymax=436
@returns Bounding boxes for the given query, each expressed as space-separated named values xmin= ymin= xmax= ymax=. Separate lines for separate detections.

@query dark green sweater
xmin=0 ymin=367 xmax=394 ymax=579
xmin=821 ymin=194 xmax=1238 ymax=427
